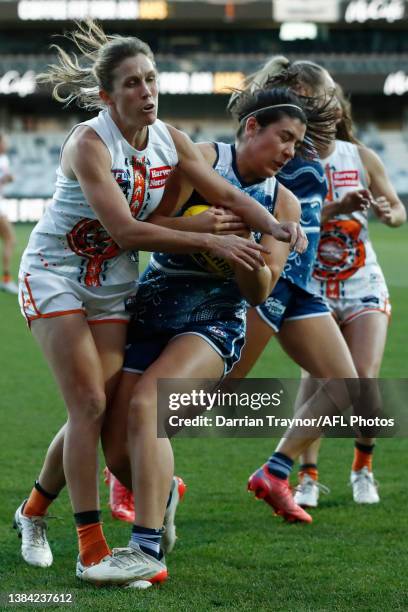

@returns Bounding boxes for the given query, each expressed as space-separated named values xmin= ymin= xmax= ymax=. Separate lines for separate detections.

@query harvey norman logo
xmin=149 ymin=166 xmax=172 ymax=189
xmin=333 ymin=170 xmax=359 ymax=187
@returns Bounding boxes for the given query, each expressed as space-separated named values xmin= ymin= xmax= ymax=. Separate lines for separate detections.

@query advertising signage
xmin=0 ymin=0 xmax=407 ymax=24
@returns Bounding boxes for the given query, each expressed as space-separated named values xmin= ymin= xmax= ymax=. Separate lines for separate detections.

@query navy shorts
xmin=256 ymin=277 xmax=330 ymax=332
xmin=123 ymin=267 xmax=246 ymax=375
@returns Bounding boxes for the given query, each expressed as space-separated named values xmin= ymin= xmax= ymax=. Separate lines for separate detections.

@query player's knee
xmin=72 ymin=388 xmax=107 ymax=422
xmin=127 ymin=389 xmax=156 ymax=435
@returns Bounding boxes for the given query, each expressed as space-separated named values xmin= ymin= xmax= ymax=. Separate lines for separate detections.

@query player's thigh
xmin=101 ymin=370 xmax=142 ymax=462
xmin=229 ymin=307 xmax=275 ymax=378
xmin=31 ymin=314 xmax=106 ymax=413
xmin=278 ymin=314 xmax=357 ymax=378
xmin=127 ymin=333 xmax=224 ymax=428
xmin=341 ymin=312 xmax=388 ymax=377
xmin=90 ymin=321 xmax=128 ymax=402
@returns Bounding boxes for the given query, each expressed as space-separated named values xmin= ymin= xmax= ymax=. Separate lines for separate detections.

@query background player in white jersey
xmin=13 ymin=21 xmax=305 ymax=583
xmin=0 ymin=133 xmax=18 ymax=294
xmin=296 ymin=83 xmax=406 ymax=505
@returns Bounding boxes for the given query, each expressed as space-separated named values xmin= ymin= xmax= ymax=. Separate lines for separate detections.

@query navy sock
xmin=35 ymin=480 xmax=58 ymax=500
xmin=74 ymin=510 xmax=101 ymax=527
xmin=130 ymin=525 xmax=163 ymax=560
xmin=266 ymin=452 xmax=294 ymax=480
xmin=355 ymin=441 xmax=375 ymax=454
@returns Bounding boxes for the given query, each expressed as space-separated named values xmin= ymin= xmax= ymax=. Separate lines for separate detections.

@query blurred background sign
xmin=273 ymin=0 xmax=340 ymax=23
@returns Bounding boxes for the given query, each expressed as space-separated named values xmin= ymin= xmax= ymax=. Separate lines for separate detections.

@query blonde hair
xmin=334 ymin=83 xmax=360 ymax=144
xmin=38 ymin=20 xmax=155 ymax=110
xmin=230 ymin=56 xmax=331 ymax=107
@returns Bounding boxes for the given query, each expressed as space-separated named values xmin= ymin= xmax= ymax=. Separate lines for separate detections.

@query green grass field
xmin=1 ymin=223 xmax=407 ymax=611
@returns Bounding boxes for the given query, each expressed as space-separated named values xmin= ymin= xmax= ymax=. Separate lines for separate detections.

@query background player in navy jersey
xmin=228 ymin=58 xmax=359 ymax=515
xmin=230 ymin=59 xmax=405 ymax=514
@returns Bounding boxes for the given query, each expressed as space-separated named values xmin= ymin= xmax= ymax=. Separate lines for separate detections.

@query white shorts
xmin=310 ymin=265 xmax=391 ymax=326
xmin=328 ymin=294 xmax=391 ymax=326
xmin=19 ymin=271 xmax=137 ymax=326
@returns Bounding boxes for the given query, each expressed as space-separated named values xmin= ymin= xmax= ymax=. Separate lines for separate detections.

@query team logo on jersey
xmin=333 ymin=170 xmax=359 ymax=188
xmin=313 ymin=219 xmax=366 ymax=286
xmin=112 ymin=169 xmax=131 ymax=198
xmin=149 ymin=166 xmax=172 ymax=189
xmin=67 ymin=219 xmax=120 ymax=287
xmin=263 ymin=297 xmax=285 ymax=318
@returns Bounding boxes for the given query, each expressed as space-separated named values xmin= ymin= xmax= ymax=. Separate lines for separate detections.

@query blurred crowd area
xmin=2 ymin=119 xmax=408 ymax=202
xmin=1 ymin=0 xmax=408 ymax=206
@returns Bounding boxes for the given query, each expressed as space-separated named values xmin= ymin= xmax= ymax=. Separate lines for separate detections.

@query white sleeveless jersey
xmin=310 ymin=139 xmax=387 ymax=300
xmin=20 ymin=110 xmax=178 ymax=287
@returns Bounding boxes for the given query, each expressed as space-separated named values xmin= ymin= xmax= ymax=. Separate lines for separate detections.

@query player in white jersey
xmin=0 ymin=133 xmax=18 ymax=294
xmin=13 ymin=21 xmax=306 ymax=583
xmin=297 ymin=84 xmax=406 ymax=505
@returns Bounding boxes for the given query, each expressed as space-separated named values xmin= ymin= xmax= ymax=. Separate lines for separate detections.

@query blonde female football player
xmin=294 ymin=84 xmax=406 ymax=506
xmin=13 ymin=21 xmax=304 ymax=582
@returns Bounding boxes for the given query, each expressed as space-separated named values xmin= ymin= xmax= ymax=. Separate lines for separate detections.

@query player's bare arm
xmin=233 ymin=186 xmax=302 ymax=305
xmin=358 ymin=145 xmax=407 ymax=227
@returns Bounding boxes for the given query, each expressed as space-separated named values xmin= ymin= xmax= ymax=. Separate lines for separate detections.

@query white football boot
xmin=76 ymin=543 xmax=168 ymax=587
xmin=13 ymin=501 xmax=53 ymax=567
xmin=350 ymin=467 xmax=380 ymax=504
xmin=294 ymin=474 xmax=330 ymax=508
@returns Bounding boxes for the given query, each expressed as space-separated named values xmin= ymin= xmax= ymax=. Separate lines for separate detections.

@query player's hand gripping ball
xmin=183 ymin=205 xmax=234 ymax=277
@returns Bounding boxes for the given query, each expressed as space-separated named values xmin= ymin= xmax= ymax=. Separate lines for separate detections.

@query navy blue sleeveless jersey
xmin=124 ymin=142 xmax=278 ymax=374
xmin=278 ymin=156 xmax=327 ymax=292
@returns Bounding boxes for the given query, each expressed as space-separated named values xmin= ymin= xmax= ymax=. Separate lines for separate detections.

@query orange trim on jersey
xmin=88 ymin=318 xmax=129 ymax=325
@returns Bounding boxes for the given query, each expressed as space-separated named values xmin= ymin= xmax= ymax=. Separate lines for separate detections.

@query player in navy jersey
xmin=90 ymin=86 xmax=310 ymax=585
xmin=228 ymin=58 xmax=361 ymax=516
